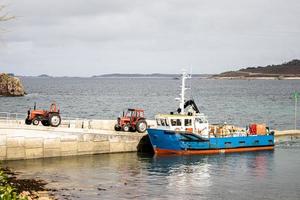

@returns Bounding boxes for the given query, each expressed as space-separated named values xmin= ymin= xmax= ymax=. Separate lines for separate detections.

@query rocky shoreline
xmin=0 ymin=167 xmax=55 ymax=200
xmin=0 ymin=73 xmax=26 ymax=96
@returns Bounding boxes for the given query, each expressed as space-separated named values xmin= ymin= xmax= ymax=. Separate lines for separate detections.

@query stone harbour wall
xmin=0 ymin=123 xmax=148 ymax=160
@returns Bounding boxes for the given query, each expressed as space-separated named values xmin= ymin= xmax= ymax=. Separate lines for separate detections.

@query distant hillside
xmin=213 ymin=59 xmax=300 ymax=79
xmin=240 ymin=60 xmax=300 ymax=74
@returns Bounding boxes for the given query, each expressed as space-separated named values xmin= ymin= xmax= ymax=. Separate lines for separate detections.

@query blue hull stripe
xmin=147 ymin=128 xmax=274 ymax=152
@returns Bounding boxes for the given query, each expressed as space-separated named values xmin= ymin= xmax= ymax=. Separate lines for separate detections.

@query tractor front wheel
xmin=122 ymin=124 xmax=130 ymax=132
xmin=136 ymin=120 xmax=147 ymax=133
xmin=49 ymin=113 xmax=61 ymax=127
xmin=32 ymin=118 xmax=40 ymax=126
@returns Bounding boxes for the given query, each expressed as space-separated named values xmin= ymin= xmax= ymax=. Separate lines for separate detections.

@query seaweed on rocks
xmin=0 ymin=167 xmax=56 ymax=200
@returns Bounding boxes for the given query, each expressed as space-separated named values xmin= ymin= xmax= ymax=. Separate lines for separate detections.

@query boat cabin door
xmin=195 ymin=117 xmax=209 ymax=136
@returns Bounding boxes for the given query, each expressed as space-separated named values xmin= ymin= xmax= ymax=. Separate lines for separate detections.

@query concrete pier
xmin=274 ymin=130 xmax=300 ymax=143
xmin=0 ymin=119 xmax=299 ymax=160
xmin=0 ymin=119 xmax=155 ymax=161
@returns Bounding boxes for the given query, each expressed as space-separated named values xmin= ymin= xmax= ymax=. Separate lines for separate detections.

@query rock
xmin=0 ymin=73 xmax=26 ymax=96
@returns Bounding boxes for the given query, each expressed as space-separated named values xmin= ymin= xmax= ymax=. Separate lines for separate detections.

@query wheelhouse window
xmin=170 ymin=119 xmax=182 ymax=126
xmin=165 ymin=119 xmax=169 ymax=126
xmin=196 ymin=118 xmax=207 ymax=124
xmin=156 ymin=118 xmax=169 ymax=126
xmin=185 ymin=119 xmax=192 ymax=126
xmin=171 ymin=119 xmax=176 ymax=126
xmin=177 ymin=119 xmax=182 ymax=126
xmin=156 ymin=119 xmax=161 ymax=126
xmin=160 ymin=119 xmax=166 ymax=126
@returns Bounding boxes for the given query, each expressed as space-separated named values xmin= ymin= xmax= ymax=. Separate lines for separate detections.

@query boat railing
xmin=180 ymin=123 xmax=274 ymax=138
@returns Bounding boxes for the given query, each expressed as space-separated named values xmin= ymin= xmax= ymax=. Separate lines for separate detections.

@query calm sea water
xmin=3 ymin=141 xmax=300 ymax=200
xmin=1 ymin=77 xmax=300 ymax=130
xmin=1 ymin=77 xmax=300 ymax=200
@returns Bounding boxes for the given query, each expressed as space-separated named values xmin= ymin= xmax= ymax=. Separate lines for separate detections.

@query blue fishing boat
xmin=147 ymin=71 xmax=274 ymax=155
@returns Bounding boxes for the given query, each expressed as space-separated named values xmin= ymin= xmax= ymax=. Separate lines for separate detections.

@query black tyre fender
xmin=114 ymin=124 xmax=121 ymax=131
xmin=25 ymin=118 xmax=32 ymax=125
xmin=49 ymin=113 xmax=61 ymax=127
xmin=136 ymin=120 xmax=147 ymax=133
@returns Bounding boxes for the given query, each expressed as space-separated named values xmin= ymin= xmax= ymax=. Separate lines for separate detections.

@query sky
xmin=0 ymin=0 xmax=300 ymax=76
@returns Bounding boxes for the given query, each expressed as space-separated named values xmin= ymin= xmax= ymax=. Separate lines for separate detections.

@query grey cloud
xmin=0 ymin=0 xmax=300 ymax=76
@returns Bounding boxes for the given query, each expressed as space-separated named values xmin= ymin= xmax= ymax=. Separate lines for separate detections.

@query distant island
xmin=16 ymin=73 xmax=211 ymax=79
xmin=212 ymin=59 xmax=300 ymax=80
xmin=92 ymin=73 xmax=211 ymax=78
xmin=13 ymin=59 xmax=300 ymax=80
xmin=38 ymin=74 xmax=52 ymax=78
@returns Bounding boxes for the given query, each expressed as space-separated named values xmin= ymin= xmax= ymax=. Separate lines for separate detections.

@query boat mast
xmin=179 ymin=70 xmax=190 ymax=115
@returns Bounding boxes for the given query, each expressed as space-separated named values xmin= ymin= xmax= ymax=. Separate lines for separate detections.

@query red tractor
xmin=114 ymin=108 xmax=147 ymax=133
xmin=25 ymin=103 xmax=61 ymax=127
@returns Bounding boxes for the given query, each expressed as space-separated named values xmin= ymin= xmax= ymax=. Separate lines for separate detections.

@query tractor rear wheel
xmin=136 ymin=120 xmax=147 ymax=133
xmin=49 ymin=113 xmax=61 ymax=127
xmin=41 ymin=120 xmax=50 ymax=126
xmin=32 ymin=118 xmax=39 ymax=126
xmin=130 ymin=127 xmax=136 ymax=132
xmin=122 ymin=124 xmax=130 ymax=132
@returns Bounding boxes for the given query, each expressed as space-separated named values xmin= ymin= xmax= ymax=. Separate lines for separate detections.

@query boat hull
xmin=147 ymin=128 xmax=274 ymax=155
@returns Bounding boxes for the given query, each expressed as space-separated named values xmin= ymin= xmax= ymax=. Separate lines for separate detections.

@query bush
xmin=0 ymin=170 xmax=27 ymax=200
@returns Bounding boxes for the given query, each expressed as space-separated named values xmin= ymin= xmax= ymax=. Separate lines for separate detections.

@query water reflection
xmin=3 ymin=150 xmax=293 ymax=200
xmin=144 ymin=151 xmax=275 ymax=198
